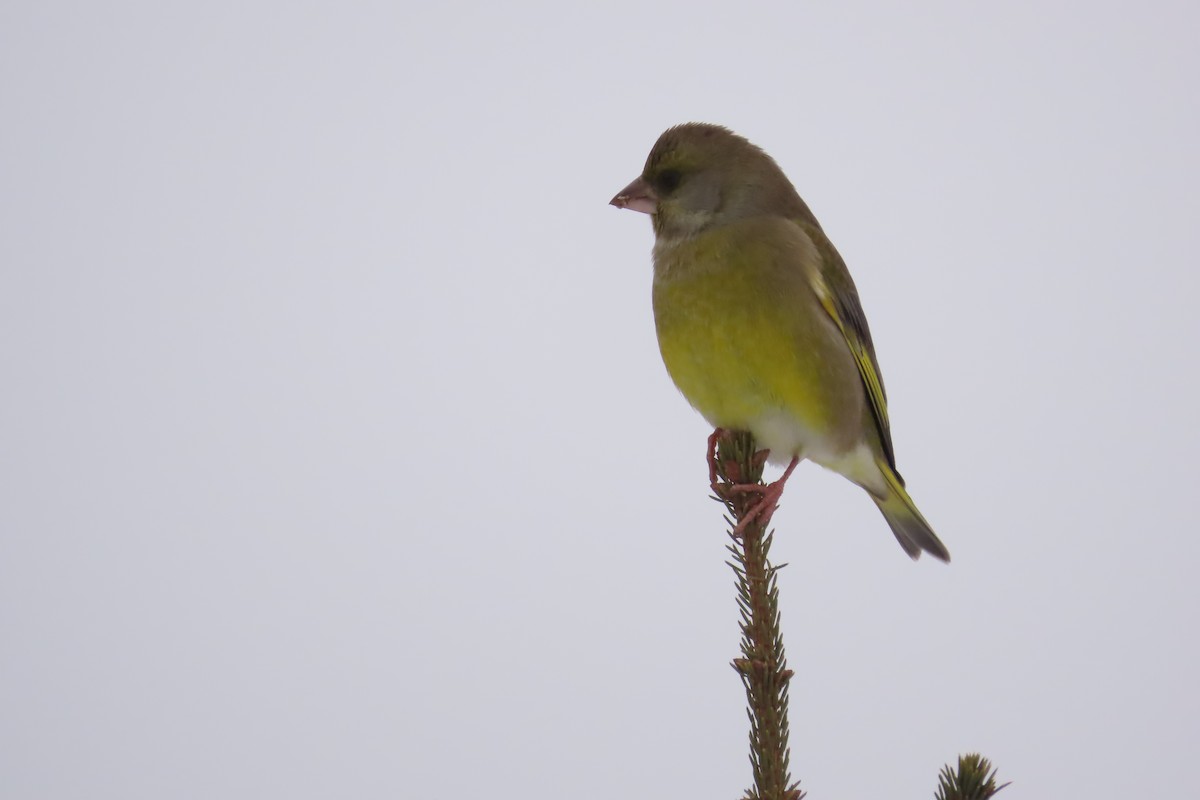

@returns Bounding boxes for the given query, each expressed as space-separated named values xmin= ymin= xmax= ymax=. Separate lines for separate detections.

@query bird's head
xmin=610 ymin=122 xmax=810 ymax=240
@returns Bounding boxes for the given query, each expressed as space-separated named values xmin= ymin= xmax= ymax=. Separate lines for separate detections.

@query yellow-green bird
xmin=611 ymin=123 xmax=949 ymax=562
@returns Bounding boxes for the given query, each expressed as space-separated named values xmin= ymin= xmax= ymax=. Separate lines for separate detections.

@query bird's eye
xmin=656 ymin=168 xmax=682 ymax=194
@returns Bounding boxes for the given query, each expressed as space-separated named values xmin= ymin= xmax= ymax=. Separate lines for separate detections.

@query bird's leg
xmin=707 ymin=430 xmax=795 ymax=534
xmin=731 ymin=455 xmax=800 ymax=537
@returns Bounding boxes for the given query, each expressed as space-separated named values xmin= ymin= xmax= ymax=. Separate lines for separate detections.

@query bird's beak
xmin=610 ymin=176 xmax=658 ymax=215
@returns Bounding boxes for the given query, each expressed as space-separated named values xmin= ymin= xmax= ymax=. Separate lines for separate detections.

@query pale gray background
xmin=2 ymin=1 xmax=1197 ymax=798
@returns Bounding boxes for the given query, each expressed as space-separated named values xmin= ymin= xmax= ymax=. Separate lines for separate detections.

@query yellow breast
xmin=651 ymin=218 xmax=864 ymax=456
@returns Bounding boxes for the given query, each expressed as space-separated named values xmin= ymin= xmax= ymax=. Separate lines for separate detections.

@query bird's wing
xmin=798 ymin=221 xmax=899 ymax=475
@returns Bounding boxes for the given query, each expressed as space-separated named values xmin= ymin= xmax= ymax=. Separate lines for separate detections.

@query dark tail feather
xmin=872 ymin=462 xmax=950 ymax=562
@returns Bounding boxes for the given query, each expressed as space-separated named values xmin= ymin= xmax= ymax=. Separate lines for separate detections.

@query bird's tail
xmin=871 ymin=461 xmax=950 ymax=562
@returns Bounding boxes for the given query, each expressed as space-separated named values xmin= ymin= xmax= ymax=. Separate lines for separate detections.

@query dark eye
xmin=656 ymin=168 xmax=682 ymax=194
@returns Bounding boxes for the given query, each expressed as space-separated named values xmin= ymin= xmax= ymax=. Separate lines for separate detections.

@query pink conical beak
xmin=609 ymin=176 xmax=658 ymax=215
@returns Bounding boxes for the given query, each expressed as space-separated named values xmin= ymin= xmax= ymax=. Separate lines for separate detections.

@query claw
xmin=729 ymin=456 xmax=800 ymax=537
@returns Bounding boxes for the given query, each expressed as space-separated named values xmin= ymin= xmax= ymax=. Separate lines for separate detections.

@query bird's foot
xmin=706 ymin=428 xmax=727 ymax=492
xmin=708 ymin=428 xmax=771 ymax=493
xmin=729 ymin=456 xmax=800 ymax=538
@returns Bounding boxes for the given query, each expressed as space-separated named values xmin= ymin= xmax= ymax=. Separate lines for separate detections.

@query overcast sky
xmin=2 ymin=2 xmax=1197 ymax=798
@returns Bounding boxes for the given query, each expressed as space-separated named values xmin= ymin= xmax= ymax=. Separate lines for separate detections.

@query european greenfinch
xmin=611 ymin=123 xmax=949 ymax=562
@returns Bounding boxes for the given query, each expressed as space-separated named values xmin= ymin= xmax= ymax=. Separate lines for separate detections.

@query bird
xmin=610 ymin=123 xmax=949 ymax=562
